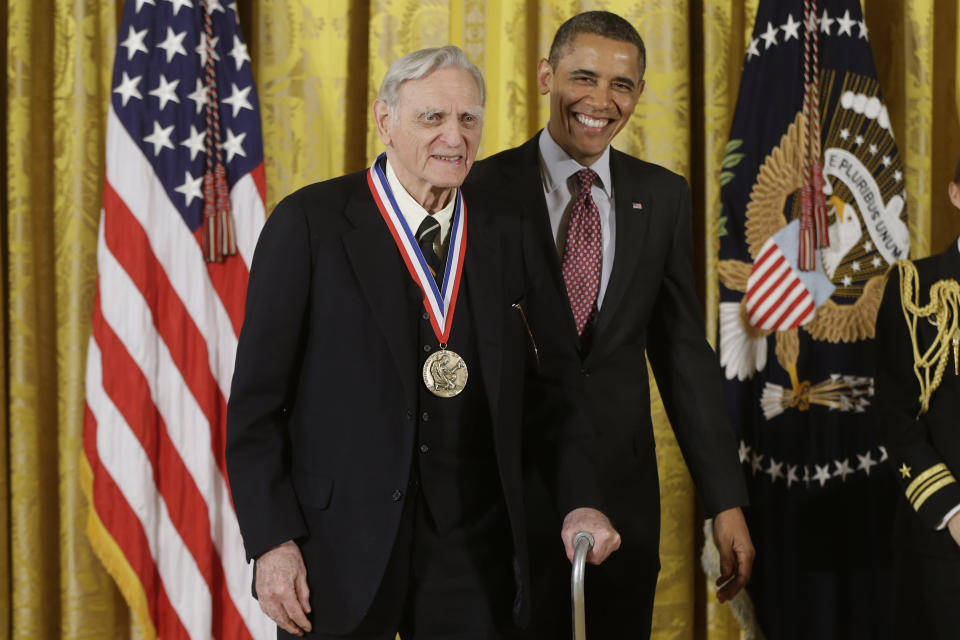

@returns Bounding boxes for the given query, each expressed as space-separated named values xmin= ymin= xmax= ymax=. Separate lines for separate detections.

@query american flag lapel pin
xmin=632 ymin=201 xmax=643 ymax=210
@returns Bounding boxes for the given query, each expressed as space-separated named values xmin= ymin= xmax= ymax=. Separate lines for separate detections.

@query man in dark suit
xmin=468 ymin=12 xmax=754 ymax=638
xmin=225 ymin=45 xmax=620 ymax=639
xmin=876 ymin=160 xmax=960 ymax=638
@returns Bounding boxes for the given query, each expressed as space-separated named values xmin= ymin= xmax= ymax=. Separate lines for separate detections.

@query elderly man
xmin=468 ymin=12 xmax=753 ymax=638
xmin=226 ymin=45 xmax=619 ymax=640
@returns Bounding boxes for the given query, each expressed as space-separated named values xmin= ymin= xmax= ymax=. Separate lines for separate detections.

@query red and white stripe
xmin=745 ymin=238 xmax=817 ymax=331
xmin=83 ymin=105 xmax=273 ymax=639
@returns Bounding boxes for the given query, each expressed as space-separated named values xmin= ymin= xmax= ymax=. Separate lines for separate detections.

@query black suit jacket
xmin=225 ymin=169 xmax=599 ymax=634
xmin=468 ymin=134 xmax=748 ymax=593
xmin=876 ymin=243 xmax=960 ymax=558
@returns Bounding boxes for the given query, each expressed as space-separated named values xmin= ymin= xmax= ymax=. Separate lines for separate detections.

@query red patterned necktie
xmin=561 ymin=168 xmax=602 ymax=335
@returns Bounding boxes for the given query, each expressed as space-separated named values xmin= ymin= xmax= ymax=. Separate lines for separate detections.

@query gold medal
xmin=422 ymin=347 xmax=468 ymax=397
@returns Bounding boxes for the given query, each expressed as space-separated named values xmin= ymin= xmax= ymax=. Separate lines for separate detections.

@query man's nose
xmin=585 ymin=83 xmax=614 ymax=109
xmin=437 ymin=118 xmax=464 ymax=145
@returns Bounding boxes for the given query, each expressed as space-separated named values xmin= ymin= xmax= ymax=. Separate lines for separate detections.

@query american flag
xmin=82 ymin=0 xmax=272 ymax=637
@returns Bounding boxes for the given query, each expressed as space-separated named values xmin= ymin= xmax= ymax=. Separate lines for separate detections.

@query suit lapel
xmin=463 ymin=209 xmax=503 ymax=419
xmin=591 ymin=149 xmax=651 ymax=347
xmin=341 ymin=188 xmax=417 ymax=397
xmin=501 ymin=134 xmax=580 ymax=338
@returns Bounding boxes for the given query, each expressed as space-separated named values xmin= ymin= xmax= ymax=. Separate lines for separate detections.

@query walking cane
xmin=571 ymin=531 xmax=594 ymax=640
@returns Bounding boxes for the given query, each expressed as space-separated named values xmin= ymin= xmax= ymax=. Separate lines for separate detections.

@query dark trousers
xmin=894 ymin=549 xmax=960 ymax=639
xmin=525 ymin=539 xmax=658 ymax=640
xmin=284 ymin=487 xmax=518 ymax=640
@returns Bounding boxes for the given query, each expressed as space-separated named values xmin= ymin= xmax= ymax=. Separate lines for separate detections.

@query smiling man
xmin=226 ymin=45 xmax=620 ymax=640
xmin=469 ymin=12 xmax=754 ymax=638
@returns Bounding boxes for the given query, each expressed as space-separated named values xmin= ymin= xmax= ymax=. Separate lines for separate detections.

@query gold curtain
xmin=3 ymin=0 xmax=959 ymax=638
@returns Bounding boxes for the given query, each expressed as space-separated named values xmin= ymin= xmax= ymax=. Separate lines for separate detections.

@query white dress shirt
xmin=385 ymin=159 xmax=455 ymax=255
xmin=538 ymin=126 xmax=616 ymax=308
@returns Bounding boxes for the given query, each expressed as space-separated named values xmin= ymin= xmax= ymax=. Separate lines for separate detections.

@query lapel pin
xmin=632 ymin=201 xmax=643 ymax=210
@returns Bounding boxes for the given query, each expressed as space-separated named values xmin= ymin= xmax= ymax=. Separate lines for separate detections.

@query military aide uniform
xmin=876 ymin=238 xmax=960 ymax=638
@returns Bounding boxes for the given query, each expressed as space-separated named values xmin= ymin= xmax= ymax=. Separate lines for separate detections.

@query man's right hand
xmin=255 ymin=540 xmax=312 ymax=636
xmin=948 ymin=512 xmax=960 ymax=548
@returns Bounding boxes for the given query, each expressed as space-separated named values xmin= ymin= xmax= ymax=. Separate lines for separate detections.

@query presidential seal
xmin=718 ymin=70 xmax=907 ymax=419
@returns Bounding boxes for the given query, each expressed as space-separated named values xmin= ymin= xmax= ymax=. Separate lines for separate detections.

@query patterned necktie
xmin=416 ymin=216 xmax=443 ymax=285
xmin=561 ymin=168 xmax=602 ymax=335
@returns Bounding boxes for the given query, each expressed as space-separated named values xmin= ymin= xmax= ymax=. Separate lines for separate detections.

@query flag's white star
xmin=148 ymin=74 xmax=180 ymax=110
xmin=174 ymin=170 xmax=204 ymax=206
xmin=864 ymin=240 xmax=873 ymax=251
xmin=221 ymin=127 xmax=247 ymax=162
xmin=872 ymin=256 xmax=883 ymax=268
xmin=854 ymin=134 xmax=864 ymax=146
xmin=120 ymin=26 xmax=149 ymax=60
xmin=180 ymin=124 xmax=206 ymax=160
xmin=765 ymin=458 xmax=785 ymax=482
xmin=813 ymin=463 xmax=832 ymax=487
xmin=894 ymin=169 xmax=903 ymax=182
xmin=738 ymin=441 xmax=751 ymax=463
xmin=157 ymin=27 xmax=188 ymax=63
xmin=222 ymin=82 xmax=253 ymax=117
xmin=113 ymin=71 xmax=143 ymax=106
xmin=803 ymin=465 xmax=811 ymax=486
xmin=869 ymin=143 xmax=878 ymax=155
xmin=851 ymin=260 xmax=861 ymax=272
xmin=839 ymin=128 xmax=850 ymax=140
xmin=882 ymin=155 xmax=892 ymax=167
xmin=820 ymin=9 xmax=834 ymax=34
xmin=858 ymin=20 xmax=869 ymax=40
xmin=135 ymin=0 xmax=156 ymax=12
xmin=746 ymin=38 xmax=761 ymax=60
xmin=879 ymin=446 xmax=889 ymax=462
xmin=196 ymin=34 xmax=220 ymax=68
xmin=834 ymin=458 xmax=854 ymax=481
xmin=229 ymin=35 xmax=252 ymax=70
xmin=842 ymin=275 xmax=853 ymax=287
xmin=203 ymin=0 xmax=225 ymax=12
xmin=228 ymin=1 xmax=239 ymax=23
xmin=836 ymin=10 xmax=856 ymax=36
xmin=751 ymin=451 xmax=765 ymax=475
xmin=760 ymin=21 xmax=779 ymax=49
xmin=143 ymin=121 xmax=175 ymax=156
xmin=163 ymin=0 xmax=193 ymax=16
xmin=187 ymin=78 xmax=209 ymax=115
xmin=786 ymin=465 xmax=800 ymax=488
xmin=856 ymin=451 xmax=878 ymax=475
xmin=781 ymin=14 xmax=801 ymax=41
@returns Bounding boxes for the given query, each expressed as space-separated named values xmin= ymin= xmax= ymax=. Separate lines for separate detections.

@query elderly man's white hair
xmin=378 ymin=45 xmax=485 ymax=116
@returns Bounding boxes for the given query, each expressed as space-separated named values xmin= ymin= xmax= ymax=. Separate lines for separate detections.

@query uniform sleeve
xmin=876 ymin=265 xmax=960 ymax=530
xmin=225 ymin=194 xmax=313 ymax=560
xmin=645 ymin=176 xmax=749 ymax=517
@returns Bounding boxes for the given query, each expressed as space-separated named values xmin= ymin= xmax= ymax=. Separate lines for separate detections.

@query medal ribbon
xmin=367 ymin=153 xmax=467 ymax=343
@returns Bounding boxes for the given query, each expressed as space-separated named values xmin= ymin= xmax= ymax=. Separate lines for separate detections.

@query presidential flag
xmin=717 ymin=1 xmax=901 ymax=636
xmin=81 ymin=0 xmax=272 ymax=637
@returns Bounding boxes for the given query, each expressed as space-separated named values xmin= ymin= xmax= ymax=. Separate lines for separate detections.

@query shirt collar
xmin=385 ymin=158 xmax=455 ymax=240
xmin=537 ymin=125 xmax=612 ymax=197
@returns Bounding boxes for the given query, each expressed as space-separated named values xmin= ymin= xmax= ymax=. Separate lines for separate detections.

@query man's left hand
xmin=712 ymin=506 xmax=754 ymax=602
xmin=561 ymin=507 xmax=621 ymax=564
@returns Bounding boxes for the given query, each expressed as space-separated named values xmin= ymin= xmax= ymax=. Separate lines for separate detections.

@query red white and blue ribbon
xmin=367 ymin=153 xmax=467 ymax=343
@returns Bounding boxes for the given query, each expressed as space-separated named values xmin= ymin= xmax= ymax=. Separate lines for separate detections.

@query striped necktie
xmin=416 ymin=216 xmax=443 ymax=285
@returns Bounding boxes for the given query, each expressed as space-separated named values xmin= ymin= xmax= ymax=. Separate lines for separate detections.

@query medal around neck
xmin=367 ymin=154 xmax=469 ymax=397
xmin=423 ymin=347 xmax=468 ymax=397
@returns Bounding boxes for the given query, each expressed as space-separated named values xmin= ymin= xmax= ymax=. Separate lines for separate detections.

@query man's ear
xmin=536 ymin=58 xmax=553 ymax=96
xmin=949 ymin=181 xmax=960 ymax=211
xmin=373 ymin=99 xmax=392 ymax=146
xmin=636 ymin=79 xmax=646 ymax=100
